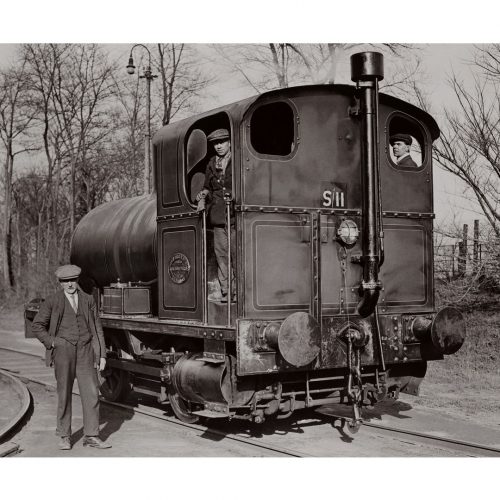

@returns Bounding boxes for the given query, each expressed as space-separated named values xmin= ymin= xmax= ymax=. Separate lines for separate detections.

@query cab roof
xmin=153 ymin=83 xmax=440 ymax=145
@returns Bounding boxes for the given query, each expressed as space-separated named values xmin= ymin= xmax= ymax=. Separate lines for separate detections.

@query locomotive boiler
xmin=69 ymin=52 xmax=466 ymax=430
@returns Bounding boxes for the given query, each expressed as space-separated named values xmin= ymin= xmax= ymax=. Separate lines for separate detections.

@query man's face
xmin=212 ymin=139 xmax=230 ymax=157
xmin=59 ymin=279 xmax=78 ymax=294
xmin=392 ymin=140 xmax=410 ymax=158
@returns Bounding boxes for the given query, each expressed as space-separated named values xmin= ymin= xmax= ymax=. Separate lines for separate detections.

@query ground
xmin=407 ymin=308 xmax=500 ymax=428
xmin=1 ymin=303 xmax=499 ymax=429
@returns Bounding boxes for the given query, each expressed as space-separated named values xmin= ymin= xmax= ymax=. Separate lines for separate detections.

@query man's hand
xmin=195 ymin=189 xmax=209 ymax=202
xmin=98 ymin=357 xmax=106 ymax=372
xmin=196 ymin=198 xmax=206 ymax=212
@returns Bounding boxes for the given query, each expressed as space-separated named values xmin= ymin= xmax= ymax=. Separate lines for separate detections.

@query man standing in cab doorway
xmin=390 ymin=133 xmax=418 ymax=167
xmin=196 ymin=128 xmax=235 ymax=303
xmin=32 ymin=264 xmax=111 ymax=450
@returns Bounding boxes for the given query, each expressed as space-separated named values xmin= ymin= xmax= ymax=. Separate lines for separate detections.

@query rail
xmin=1 ymin=347 xmax=499 ymax=457
xmin=0 ymin=368 xmax=31 ymax=443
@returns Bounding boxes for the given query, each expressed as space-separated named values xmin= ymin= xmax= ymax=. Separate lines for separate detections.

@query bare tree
xmin=22 ymin=44 xmax=69 ymax=276
xmin=48 ymin=44 xmax=117 ymax=234
xmin=433 ymin=59 xmax=500 ymax=237
xmin=0 ymin=62 xmax=37 ymax=292
xmin=156 ymin=43 xmax=212 ymax=125
xmin=210 ymin=43 xmax=416 ymax=93
xmin=106 ymin=70 xmax=145 ymax=198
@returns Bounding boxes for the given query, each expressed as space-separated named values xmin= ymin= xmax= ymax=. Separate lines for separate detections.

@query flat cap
xmin=207 ymin=128 xmax=230 ymax=142
xmin=390 ymin=133 xmax=412 ymax=145
xmin=55 ymin=264 xmax=81 ymax=280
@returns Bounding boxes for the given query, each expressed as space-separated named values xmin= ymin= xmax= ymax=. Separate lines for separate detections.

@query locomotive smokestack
xmin=350 ymin=52 xmax=384 ymax=318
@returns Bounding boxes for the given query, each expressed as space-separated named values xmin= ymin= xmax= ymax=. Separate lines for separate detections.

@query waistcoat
xmin=57 ymin=296 xmax=92 ymax=345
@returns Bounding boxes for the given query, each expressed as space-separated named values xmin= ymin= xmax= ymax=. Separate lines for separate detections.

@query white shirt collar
xmin=64 ymin=291 xmax=78 ymax=304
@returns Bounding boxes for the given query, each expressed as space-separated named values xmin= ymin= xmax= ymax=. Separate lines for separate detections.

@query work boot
xmin=82 ymin=436 xmax=112 ymax=449
xmin=58 ymin=436 xmax=72 ymax=450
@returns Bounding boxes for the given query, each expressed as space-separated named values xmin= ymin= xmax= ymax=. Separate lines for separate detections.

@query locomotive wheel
xmin=98 ymin=335 xmax=132 ymax=402
xmin=99 ymin=366 xmax=131 ymax=402
xmin=168 ymin=389 xmax=199 ymax=424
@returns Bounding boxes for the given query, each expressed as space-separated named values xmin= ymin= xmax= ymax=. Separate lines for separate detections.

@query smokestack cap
xmin=351 ymin=52 xmax=384 ymax=82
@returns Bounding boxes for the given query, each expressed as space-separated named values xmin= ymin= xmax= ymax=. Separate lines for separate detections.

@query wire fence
xmin=434 ymin=221 xmax=500 ymax=283
xmin=434 ymin=243 xmax=499 ymax=280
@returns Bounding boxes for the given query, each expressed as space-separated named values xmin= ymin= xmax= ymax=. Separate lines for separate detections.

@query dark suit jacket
xmin=32 ymin=288 xmax=106 ymax=367
xmin=203 ymin=155 xmax=233 ymax=227
xmin=398 ymin=154 xmax=418 ymax=168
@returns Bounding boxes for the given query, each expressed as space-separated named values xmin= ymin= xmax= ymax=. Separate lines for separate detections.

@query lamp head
xmin=126 ymin=56 xmax=135 ymax=75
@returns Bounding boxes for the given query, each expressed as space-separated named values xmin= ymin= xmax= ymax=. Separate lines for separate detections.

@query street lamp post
xmin=126 ymin=44 xmax=157 ymax=195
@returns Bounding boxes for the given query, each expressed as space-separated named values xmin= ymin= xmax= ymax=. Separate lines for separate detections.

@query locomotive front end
xmin=230 ymin=51 xmax=466 ymax=428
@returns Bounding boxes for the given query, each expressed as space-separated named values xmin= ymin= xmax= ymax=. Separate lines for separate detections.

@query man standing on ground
xmin=32 ymin=264 xmax=111 ymax=450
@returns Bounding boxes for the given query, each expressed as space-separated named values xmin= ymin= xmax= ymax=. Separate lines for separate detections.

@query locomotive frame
xmin=62 ymin=52 xmax=467 ymax=430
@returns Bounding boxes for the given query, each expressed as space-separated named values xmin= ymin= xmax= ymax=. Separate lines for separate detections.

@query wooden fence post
xmin=473 ymin=219 xmax=479 ymax=273
xmin=458 ymin=224 xmax=468 ymax=276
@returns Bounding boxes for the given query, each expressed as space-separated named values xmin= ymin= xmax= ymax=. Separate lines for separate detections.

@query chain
xmin=340 ymin=246 xmax=363 ymax=433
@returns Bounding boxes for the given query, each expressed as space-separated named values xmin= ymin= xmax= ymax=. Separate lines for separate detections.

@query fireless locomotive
xmin=65 ymin=52 xmax=465 ymax=431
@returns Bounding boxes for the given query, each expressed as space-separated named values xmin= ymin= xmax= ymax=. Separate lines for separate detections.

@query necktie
xmin=70 ymin=294 xmax=77 ymax=313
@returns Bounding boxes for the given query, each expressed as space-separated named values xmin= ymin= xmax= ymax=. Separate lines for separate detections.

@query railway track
xmin=0 ymin=347 xmax=307 ymax=457
xmin=1 ymin=346 xmax=499 ymax=457
xmin=0 ymin=367 xmax=31 ymax=448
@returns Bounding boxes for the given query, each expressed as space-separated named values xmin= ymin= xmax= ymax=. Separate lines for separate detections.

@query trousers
xmin=53 ymin=337 xmax=100 ymax=437
xmin=214 ymin=225 xmax=236 ymax=296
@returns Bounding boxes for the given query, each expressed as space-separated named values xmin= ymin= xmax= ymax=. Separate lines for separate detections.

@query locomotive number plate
xmin=168 ymin=253 xmax=191 ymax=284
xmin=321 ymin=182 xmax=346 ymax=208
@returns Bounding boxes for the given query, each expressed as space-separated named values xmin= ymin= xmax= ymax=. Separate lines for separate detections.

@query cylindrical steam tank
xmin=71 ymin=194 xmax=157 ymax=289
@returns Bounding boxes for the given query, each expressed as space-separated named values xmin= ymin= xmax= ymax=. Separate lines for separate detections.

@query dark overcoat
xmin=398 ymin=154 xmax=418 ymax=168
xmin=31 ymin=288 xmax=106 ymax=367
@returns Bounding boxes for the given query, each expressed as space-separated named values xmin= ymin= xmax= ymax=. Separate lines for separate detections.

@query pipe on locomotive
xmin=350 ymin=52 xmax=384 ymax=318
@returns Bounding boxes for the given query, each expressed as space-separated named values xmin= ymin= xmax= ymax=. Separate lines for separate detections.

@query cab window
xmin=387 ymin=114 xmax=426 ymax=170
xmin=186 ymin=129 xmax=208 ymax=204
xmin=184 ymin=113 xmax=231 ymax=204
xmin=250 ymin=101 xmax=296 ymax=157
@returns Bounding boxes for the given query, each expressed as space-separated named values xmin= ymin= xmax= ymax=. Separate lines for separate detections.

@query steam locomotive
xmin=65 ymin=52 xmax=465 ymax=431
